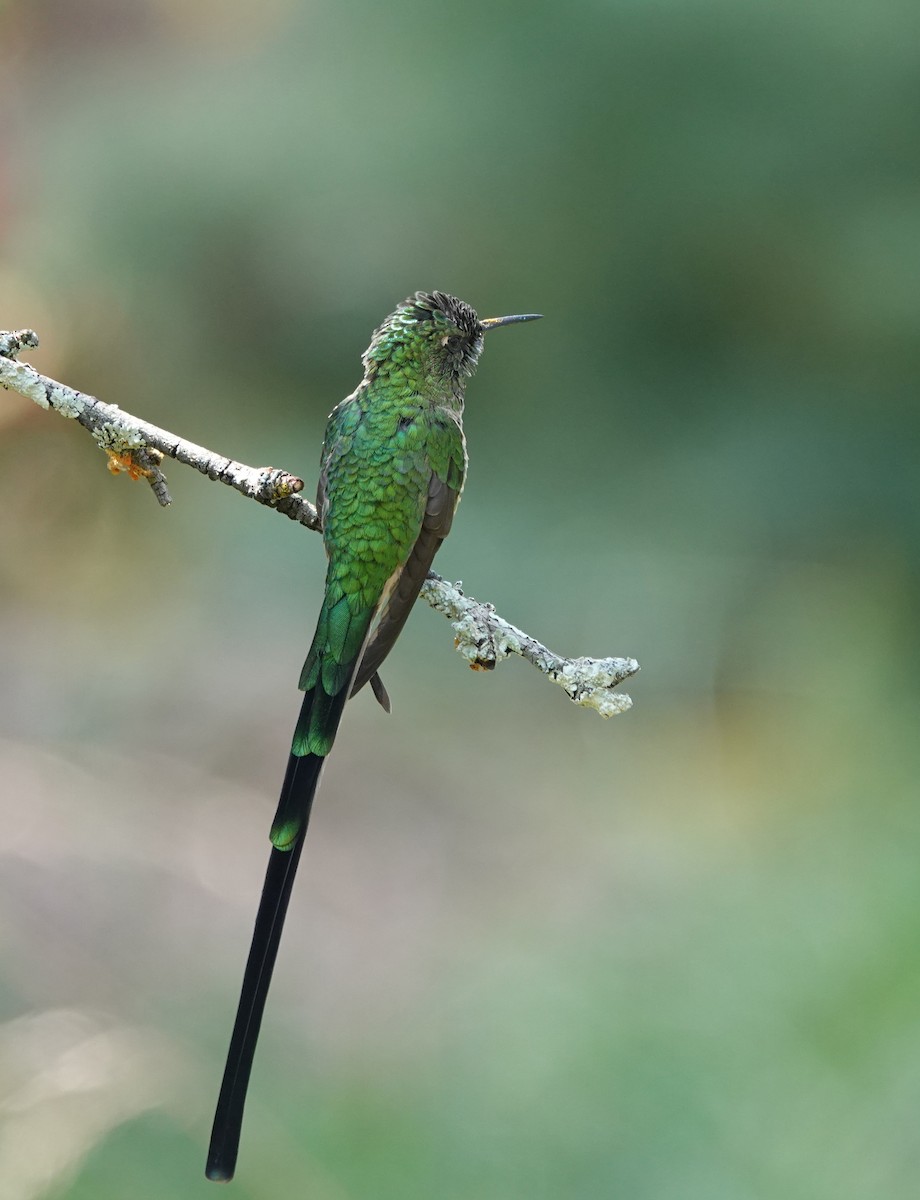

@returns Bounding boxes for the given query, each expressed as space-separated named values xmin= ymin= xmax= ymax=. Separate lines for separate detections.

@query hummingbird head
xmin=363 ymin=291 xmax=541 ymax=389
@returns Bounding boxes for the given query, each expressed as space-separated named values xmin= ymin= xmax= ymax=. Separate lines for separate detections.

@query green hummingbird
xmin=206 ymin=291 xmax=541 ymax=1181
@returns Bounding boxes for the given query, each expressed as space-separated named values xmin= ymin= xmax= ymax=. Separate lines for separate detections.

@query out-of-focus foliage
xmin=1 ymin=1 xmax=919 ymax=1197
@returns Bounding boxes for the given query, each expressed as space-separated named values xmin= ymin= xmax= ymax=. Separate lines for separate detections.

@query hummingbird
xmin=206 ymin=291 xmax=541 ymax=1181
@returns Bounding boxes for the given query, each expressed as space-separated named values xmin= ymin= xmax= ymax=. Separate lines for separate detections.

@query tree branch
xmin=0 ymin=330 xmax=638 ymax=715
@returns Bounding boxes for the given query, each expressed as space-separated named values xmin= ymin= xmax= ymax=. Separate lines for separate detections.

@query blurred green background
xmin=2 ymin=1 xmax=919 ymax=1197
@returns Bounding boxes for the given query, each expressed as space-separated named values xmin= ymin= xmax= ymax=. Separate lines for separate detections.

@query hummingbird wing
xmin=350 ymin=470 xmax=460 ymax=697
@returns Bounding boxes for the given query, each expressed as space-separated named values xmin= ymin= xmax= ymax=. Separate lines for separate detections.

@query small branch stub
xmin=0 ymin=327 xmax=638 ymax=715
xmin=0 ymin=329 xmax=39 ymax=359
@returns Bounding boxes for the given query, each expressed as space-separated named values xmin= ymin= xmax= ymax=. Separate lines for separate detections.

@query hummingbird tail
xmin=207 ymin=611 xmax=375 ymax=1181
xmin=206 ymin=697 xmax=326 ymax=1182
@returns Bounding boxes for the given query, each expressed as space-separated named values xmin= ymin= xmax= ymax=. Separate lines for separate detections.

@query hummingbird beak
xmin=480 ymin=313 xmax=543 ymax=331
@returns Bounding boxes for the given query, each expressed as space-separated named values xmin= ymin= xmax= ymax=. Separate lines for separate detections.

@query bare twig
xmin=0 ymin=330 xmax=638 ymax=713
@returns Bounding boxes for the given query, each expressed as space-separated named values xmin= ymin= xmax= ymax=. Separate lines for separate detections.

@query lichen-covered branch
xmin=0 ymin=329 xmax=638 ymax=714
xmin=0 ymin=330 xmax=313 ymax=523
xmin=422 ymin=575 xmax=637 ymax=716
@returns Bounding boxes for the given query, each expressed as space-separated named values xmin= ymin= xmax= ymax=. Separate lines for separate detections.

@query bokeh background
xmin=1 ymin=1 xmax=919 ymax=1197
